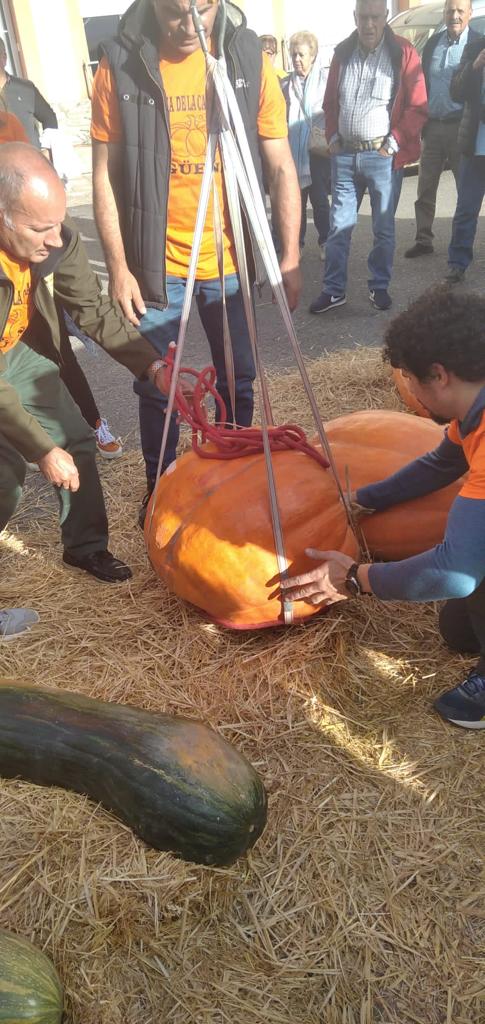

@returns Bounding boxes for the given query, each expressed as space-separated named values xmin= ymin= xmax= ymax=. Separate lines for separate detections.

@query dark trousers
xmin=58 ymin=312 xmax=100 ymax=430
xmin=0 ymin=341 xmax=108 ymax=557
xmin=300 ymin=153 xmax=331 ymax=247
xmin=448 ymin=155 xmax=485 ymax=270
xmin=414 ymin=119 xmax=461 ymax=245
xmin=439 ymin=577 xmax=485 ymax=674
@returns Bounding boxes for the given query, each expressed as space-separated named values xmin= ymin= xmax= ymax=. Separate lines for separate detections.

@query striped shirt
xmin=338 ymin=36 xmax=395 ymax=144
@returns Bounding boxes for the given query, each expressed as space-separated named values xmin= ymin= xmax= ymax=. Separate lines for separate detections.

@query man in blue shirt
xmin=405 ymin=0 xmax=478 ymax=258
xmin=282 ymin=286 xmax=485 ymax=730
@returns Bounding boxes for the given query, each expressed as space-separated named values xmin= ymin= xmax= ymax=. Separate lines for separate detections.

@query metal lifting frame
xmin=148 ymin=0 xmax=357 ymax=624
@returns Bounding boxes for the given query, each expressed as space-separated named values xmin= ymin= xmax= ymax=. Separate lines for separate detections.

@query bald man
xmin=0 ymin=143 xmax=169 ymax=583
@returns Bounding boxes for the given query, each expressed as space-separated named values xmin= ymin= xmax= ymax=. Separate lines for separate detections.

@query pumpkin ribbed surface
xmin=325 ymin=410 xmax=462 ymax=560
xmin=392 ymin=368 xmax=431 ymax=418
xmin=0 ymin=683 xmax=267 ymax=867
xmin=145 ymin=445 xmax=358 ymax=629
xmin=0 ymin=930 xmax=62 ymax=1024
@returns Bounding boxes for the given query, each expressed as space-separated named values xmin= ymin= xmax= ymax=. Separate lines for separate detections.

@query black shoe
xmin=309 ymin=291 xmax=346 ymax=314
xmin=369 ymin=289 xmax=392 ymax=310
xmin=404 ymin=243 xmax=434 ymax=258
xmin=62 ymin=549 xmax=132 ymax=583
xmin=444 ymin=265 xmax=466 ymax=285
xmin=434 ymin=669 xmax=485 ymax=729
xmin=138 ymin=489 xmax=153 ymax=530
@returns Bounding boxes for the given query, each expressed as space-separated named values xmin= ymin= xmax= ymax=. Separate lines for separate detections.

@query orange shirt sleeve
xmin=91 ymin=56 xmax=123 ymax=143
xmin=0 ymin=112 xmax=29 ymax=144
xmin=257 ymin=52 xmax=288 ymax=139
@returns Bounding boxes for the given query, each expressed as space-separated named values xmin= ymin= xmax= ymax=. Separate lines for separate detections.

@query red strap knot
xmin=163 ymin=346 xmax=330 ymax=470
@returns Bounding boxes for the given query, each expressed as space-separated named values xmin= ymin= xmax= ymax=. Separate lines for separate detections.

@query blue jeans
xmin=448 ymin=156 xmax=485 ymax=270
xmin=324 ymin=151 xmax=396 ymax=295
xmin=134 ymin=274 xmax=256 ymax=486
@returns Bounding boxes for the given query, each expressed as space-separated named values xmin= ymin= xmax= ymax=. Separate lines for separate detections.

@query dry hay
xmin=0 ymin=347 xmax=484 ymax=1024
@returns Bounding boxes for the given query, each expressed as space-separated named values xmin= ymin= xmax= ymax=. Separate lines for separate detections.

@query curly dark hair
xmin=383 ymin=286 xmax=485 ymax=382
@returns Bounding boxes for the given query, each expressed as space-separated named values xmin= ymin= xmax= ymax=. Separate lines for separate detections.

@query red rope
xmin=162 ymin=347 xmax=329 ymax=470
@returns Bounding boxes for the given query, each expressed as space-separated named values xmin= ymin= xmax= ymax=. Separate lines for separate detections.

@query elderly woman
xmin=282 ymin=31 xmax=330 ymax=258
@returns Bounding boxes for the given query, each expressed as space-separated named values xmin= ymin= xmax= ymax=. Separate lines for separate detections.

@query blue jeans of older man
xmin=324 ymin=151 xmax=396 ymax=296
xmin=134 ymin=274 xmax=256 ymax=488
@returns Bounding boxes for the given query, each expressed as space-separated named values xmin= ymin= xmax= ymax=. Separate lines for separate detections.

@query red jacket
xmin=323 ymin=26 xmax=428 ymax=170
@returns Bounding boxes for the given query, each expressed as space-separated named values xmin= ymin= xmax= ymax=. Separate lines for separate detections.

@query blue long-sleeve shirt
xmin=355 ymin=391 xmax=485 ymax=601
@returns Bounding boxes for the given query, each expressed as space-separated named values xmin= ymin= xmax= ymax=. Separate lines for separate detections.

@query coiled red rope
xmin=162 ymin=346 xmax=329 ymax=470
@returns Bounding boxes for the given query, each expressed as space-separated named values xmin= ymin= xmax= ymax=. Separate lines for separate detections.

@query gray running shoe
xmin=0 ymin=608 xmax=40 ymax=640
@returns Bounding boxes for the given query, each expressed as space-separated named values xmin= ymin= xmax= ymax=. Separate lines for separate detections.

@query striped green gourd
xmin=0 ymin=930 xmax=62 ymax=1023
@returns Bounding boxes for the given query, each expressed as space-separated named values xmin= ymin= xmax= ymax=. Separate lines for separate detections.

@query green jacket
xmin=0 ymin=218 xmax=159 ymax=461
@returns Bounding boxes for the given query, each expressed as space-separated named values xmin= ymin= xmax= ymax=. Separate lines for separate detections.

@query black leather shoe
xmin=404 ymin=243 xmax=433 ymax=258
xmin=63 ymin=549 xmax=132 ymax=583
xmin=138 ymin=490 xmax=153 ymax=530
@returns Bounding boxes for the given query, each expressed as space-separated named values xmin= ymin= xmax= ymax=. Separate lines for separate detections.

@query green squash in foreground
xmin=0 ymin=682 xmax=267 ymax=867
xmin=0 ymin=930 xmax=63 ymax=1023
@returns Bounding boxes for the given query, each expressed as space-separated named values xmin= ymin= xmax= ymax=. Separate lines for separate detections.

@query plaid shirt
xmin=338 ymin=36 xmax=395 ymax=143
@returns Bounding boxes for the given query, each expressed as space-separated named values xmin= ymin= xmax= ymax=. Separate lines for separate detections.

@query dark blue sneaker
xmin=434 ymin=669 xmax=485 ymax=729
xmin=369 ymin=289 xmax=392 ymax=310
xmin=309 ymin=291 xmax=346 ymax=314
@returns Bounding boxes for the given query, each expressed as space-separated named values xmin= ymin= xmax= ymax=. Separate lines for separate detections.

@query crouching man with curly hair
xmin=282 ymin=285 xmax=485 ymax=730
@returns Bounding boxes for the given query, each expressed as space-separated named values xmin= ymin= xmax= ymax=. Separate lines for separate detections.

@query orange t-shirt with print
xmin=91 ymin=51 xmax=287 ymax=280
xmin=447 ymin=413 xmax=485 ymax=500
xmin=0 ymin=112 xmax=29 ymax=144
xmin=0 ymin=250 xmax=32 ymax=354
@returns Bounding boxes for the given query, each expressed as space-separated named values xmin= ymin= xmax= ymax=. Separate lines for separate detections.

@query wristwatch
xmin=147 ymin=359 xmax=167 ymax=384
xmin=345 ymin=562 xmax=364 ymax=598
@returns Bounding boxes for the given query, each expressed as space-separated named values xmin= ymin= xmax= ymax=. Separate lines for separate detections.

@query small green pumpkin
xmin=0 ymin=930 xmax=63 ymax=1023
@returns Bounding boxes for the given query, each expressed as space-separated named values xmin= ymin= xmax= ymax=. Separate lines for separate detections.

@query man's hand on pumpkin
xmin=280 ymin=549 xmax=355 ymax=606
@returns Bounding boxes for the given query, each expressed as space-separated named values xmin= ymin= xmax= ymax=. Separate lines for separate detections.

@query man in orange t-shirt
xmin=91 ymin=0 xmax=301 ymax=525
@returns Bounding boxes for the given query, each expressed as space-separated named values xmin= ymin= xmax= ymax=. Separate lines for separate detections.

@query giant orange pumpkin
xmin=325 ymin=410 xmax=462 ymax=560
xmin=392 ymin=368 xmax=431 ymax=418
xmin=145 ymin=410 xmax=463 ymax=629
xmin=145 ymin=445 xmax=358 ymax=629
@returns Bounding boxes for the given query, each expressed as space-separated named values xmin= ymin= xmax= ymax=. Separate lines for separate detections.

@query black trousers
xmin=57 ymin=316 xmax=99 ymax=431
xmin=439 ymin=576 xmax=485 ymax=674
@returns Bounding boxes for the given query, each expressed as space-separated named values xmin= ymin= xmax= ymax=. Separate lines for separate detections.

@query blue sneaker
xmin=434 ymin=669 xmax=485 ymax=729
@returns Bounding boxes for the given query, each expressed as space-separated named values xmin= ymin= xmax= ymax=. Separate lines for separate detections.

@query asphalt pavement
xmin=68 ymin=168 xmax=485 ymax=449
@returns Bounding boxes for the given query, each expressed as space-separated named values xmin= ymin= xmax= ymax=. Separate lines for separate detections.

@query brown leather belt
xmin=342 ymin=136 xmax=386 ymax=152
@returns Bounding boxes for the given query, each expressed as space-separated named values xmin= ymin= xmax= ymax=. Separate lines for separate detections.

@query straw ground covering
xmin=1 ymin=347 xmax=484 ymax=1024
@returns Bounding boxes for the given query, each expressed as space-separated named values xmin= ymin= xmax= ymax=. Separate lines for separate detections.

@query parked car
xmin=389 ymin=0 xmax=485 ymax=54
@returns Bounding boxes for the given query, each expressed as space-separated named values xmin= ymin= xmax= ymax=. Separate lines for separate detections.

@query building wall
xmin=9 ymin=0 xmax=90 ymax=109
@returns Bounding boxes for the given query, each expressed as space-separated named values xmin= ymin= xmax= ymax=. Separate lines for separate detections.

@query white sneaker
xmin=319 ymin=243 xmax=326 ymax=261
xmin=95 ymin=418 xmax=123 ymax=459
xmin=0 ymin=608 xmax=40 ymax=640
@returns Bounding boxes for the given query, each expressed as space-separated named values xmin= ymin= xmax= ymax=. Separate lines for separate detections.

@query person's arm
xmin=355 ymin=434 xmax=468 ymax=511
xmin=389 ymin=42 xmax=428 ymax=155
xmin=92 ymin=139 xmax=146 ymax=326
xmin=0 ymin=374 xmax=55 ymax=462
xmin=53 ymin=219 xmax=156 ymax=378
xmin=259 ymin=136 xmax=301 ymax=311
xmin=280 ymin=494 xmax=485 ymax=606
xmin=368 ymin=495 xmax=485 ymax=600
xmin=32 ymin=85 xmax=58 ymax=130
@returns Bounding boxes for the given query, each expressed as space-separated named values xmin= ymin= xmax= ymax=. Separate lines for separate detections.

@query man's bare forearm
xmin=92 ymin=140 xmax=128 ymax=274
xmin=261 ymin=138 xmax=300 ymax=262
